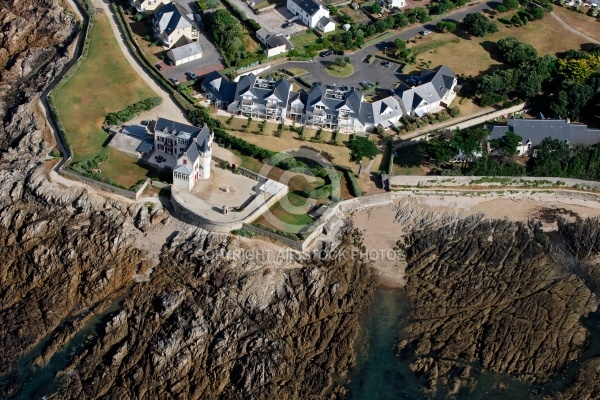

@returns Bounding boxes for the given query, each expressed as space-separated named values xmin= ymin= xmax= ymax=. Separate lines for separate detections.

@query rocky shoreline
xmin=3 ymin=1 xmax=600 ymax=399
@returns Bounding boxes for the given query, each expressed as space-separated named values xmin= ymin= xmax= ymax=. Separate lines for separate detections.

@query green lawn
xmin=252 ymin=192 xmax=316 ymax=232
xmin=54 ymin=13 xmax=156 ymax=188
xmin=326 ymin=63 xmax=354 ymax=78
xmin=290 ymin=31 xmax=319 ymax=48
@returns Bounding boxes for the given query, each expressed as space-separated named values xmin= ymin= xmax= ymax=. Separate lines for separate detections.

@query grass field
xmin=405 ymin=14 xmax=588 ymax=77
xmin=55 ymin=12 xmax=156 ymax=187
xmin=287 ymin=68 xmax=308 ymax=76
xmin=290 ymin=31 xmax=319 ymax=48
xmin=326 ymin=62 xmax=354 ymax=78
xmin=215 ymin=115 xmax=356 ymax=168
xmin=553 ymin=6 xmax=600 ymax=42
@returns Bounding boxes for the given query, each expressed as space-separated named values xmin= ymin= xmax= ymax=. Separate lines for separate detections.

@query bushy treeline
xmin=473 ymin=37 xmax=600 ymax=123
xmin=105 ymin=97 xmax=162 ymax=125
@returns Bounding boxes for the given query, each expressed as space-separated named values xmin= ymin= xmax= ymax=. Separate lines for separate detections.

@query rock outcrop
xmin=50 ymin=227 xmax=374 ymax=399
xmin=398 ymin=216 xmax=598 ymax=397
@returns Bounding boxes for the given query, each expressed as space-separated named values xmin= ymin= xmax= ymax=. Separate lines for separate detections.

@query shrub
xmin=105 ymin=97 xmax=162 ymax=125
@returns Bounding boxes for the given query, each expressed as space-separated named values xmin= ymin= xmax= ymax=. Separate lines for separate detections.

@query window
xmin=157 ymin=144 xmax=164 ymax=150
xmin=183 ymin=159 xmax=187 ymax=165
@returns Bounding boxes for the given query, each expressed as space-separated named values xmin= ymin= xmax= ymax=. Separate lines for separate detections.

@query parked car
xmin=382 ymin=61 xmax=391 ymax=67
xmin=164 ymin=58 xmax=174 ymax=66
xmin=405 ymin=76 xmax=418 ymax=85
xmin=282 ymin=21 xmax=292 ymax=28
xmin=334 ymin=50 xmax=344 ymax=56
xmin=169 ymin=77 xmax=180 ymax=85
xmin=420 ymin=30 xmax=432 ymax=35
xmin=320 ymin=50 xmax=332 ymax=57
xmin=141 ymin=120 xmax=151 ymax=126
xmin=186 ymin=71 xmax=197 ymax=79
xmin=194 ymin=14 xmax=202 ymax=21
xmin=155 ymin=64 xmax=163 ymax=71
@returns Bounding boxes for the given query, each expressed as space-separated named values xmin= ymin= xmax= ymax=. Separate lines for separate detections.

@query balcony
xmin=242 ymin=98 xmax=254 ymax=106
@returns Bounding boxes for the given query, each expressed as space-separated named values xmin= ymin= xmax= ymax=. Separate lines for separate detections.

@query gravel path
xmin=550 ymin=11 xmax=600 ymax=44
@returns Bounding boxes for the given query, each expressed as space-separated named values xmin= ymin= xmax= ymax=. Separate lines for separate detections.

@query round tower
xmin=199 ymin=138 xmax=211 ymax=180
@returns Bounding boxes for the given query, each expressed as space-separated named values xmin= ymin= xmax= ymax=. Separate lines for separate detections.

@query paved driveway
xmin=276 ymin=0 xmax=502 ymax=88
xmin=157 ymin=31 xmax=225 ymax=82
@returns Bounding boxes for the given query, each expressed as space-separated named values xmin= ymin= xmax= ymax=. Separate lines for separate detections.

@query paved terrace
xmin=171 ymin=162 xmax=288 ymax=231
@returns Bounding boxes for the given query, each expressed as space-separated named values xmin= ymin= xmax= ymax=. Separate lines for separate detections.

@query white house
xmin=166 ymin=41 xmax=202 ymax=65
xmin=153 ymin=117 xmax=213 ymax=190
xmin=256 ymin=28 xmax=295 ymax=57
xmin=153 ymin=3 xmax=198 ymax=48
xmin=376 ymin=0 xmax=405 ymax=9
xmin=130 ymin=0 xmax=171 ymax=14
xmin=396 ymin=65 xmax=457 ymax=117
xmin=287 ymin=0 xmax=332 ymax=30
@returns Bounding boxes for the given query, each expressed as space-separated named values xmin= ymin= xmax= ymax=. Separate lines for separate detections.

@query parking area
xmin=255 ymin=7 xmax=307 ymax=36
xmin=156 ymin=32 xmax=225 ymax=82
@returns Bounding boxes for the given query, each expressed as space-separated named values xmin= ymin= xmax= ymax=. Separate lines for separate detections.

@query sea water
xmin=347 ymin=286 xmax=600 ymax=399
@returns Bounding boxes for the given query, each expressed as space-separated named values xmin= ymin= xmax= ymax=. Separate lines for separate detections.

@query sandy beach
xmin=352 ymin=194 xmax=600 ymax=288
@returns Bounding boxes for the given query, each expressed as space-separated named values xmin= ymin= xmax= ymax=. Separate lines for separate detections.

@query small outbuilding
xmin=167 ymin=41 xmax=203 ymax=66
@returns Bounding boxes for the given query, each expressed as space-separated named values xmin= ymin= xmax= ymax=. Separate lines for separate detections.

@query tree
xmin=496 ymin=36 xmax=538 ymax=66
xmin=450 ymin=128 xmax=488 ymax=164
xmin=532 ymin=7 xmax=545 ymax=20
xmin=334 ymin=57 xmax=346 ymax=68
xmin=462 ymin=12 xmax=498 ymax=37
xmin=489 ymin=131 xmax=522 ymax=156
xmin=436 ymin=20 xmax=457 ymax=32
xmin=557 ymin=54 xmax=600 ymax=83
xmin=502 ymin=0 xmax=520 ymax=10
xmin=393 ymin=38 xmax=406 ymax=51
xmin=348 ymin=137 xmax=379 ymax=161
xmin=206 ymin=10 xmax=247 ymax=67
xmin=510 ymin=13 xmax=523 ymax=26
xmin=548 ymin=80 xmax=594 ymax=121
xmin=423 ymin=135 xmax=458 ymax=164
xmin=528 ymin=137 xmax=570 ymax=176
xmin=371 ymin=2 xmax=382 ymax=14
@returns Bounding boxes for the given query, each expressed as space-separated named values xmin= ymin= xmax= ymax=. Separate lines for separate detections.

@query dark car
xmin=155 ymin=64 xmax=163 ymax=71
xmin=334 ymin=50 xmax=344 ymax=56
xmin=320 ymin=50 xmax=332 ymax=57
xmin=169 ymin=77 xmax=180 ymax=85
xmin=282 ymin=21 xmax=292 ymax=28
xmin=164 ymin=58 xmax=174 ymax=66
xmin=382 ymin=61 xmax=391 ymax=67
xmin=186 ymin=71 xmax=197 ymax=79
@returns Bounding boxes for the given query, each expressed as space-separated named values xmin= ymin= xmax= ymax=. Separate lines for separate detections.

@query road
xmin=277 ymin=0 xmax=501 ymax=89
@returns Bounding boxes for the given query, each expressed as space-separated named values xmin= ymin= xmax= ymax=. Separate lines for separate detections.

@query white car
xmin=420 ymin=30 xmax=432 ymax=35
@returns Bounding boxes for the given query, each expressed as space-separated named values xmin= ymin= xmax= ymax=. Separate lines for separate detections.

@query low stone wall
xmin=171 ymin=182 xmax=288 ymax=233
xmin=242 ymin=223 xmax=304 ymax=250
xmin=388 ymin=175 xmax=600 ymax=191
xmin=61 ymin=170 xmax=149 ymax=200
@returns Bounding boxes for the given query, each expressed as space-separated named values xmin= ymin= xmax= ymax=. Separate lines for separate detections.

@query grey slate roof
xmin=396 ymin=65 xmax=456 ymax=115
xmin=183 ymin=125 xmax=212 ymax=163
xmin=486 ymin=117 xmax=600 ymax=146
xmin=370 ymin=96 xmax=402 ymax=126
xmin=317 ymin=16 xmax=334 ymax=28
xmin=265 ymin=35 xmax=294 ymax=50
xmin=169 ymin=41 xmax=202 ymax=61
xmin=201 ymin=71 xmax=236 ymax=104
xmin=291 ymin=0 xmax=323 ymax=15
xmin=155 ymin=118 xmax=212 ymax=164
xmin=155 ymin=3 xmax=194 ymax=36
xmin=306 ymin=83 xmax=362 ymax=114
xmin=234 ymin=74 xmax=292 ymax=108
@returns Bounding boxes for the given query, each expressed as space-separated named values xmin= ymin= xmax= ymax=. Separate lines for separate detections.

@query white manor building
xmin=153 ymin=117 xmax=213 ymax=190
xmin=287 ymin=0 xmax=335 ymax=32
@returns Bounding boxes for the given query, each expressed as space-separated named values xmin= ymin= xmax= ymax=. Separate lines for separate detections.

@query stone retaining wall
xmin=61 ymin=170 xmax=149 ymax=200
xmin=388 ymin=175 xmax=600 ymax=190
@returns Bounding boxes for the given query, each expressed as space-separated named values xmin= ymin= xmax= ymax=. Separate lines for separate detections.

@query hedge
xmin=105 ymin=97 xmax=162 ymax=125
xmin=336 ymin=166 xmax=362 ymax=197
